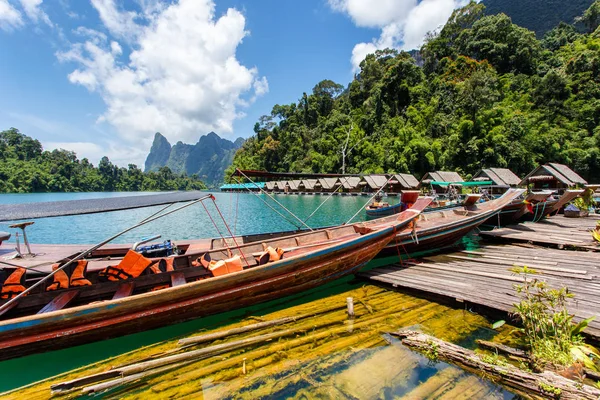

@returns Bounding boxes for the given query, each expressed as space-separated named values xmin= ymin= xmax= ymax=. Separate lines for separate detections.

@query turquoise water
xmin=0 ymin=192 xmax=379 ymax=245
xmin=0 ymin=192 xmax=509 ymax=397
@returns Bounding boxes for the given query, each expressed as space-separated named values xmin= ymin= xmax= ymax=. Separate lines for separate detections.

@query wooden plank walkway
xmin=358 ymin=243 xmax=600 ymax=339
xmin=479 ymin=214 xmax=600 ymax=251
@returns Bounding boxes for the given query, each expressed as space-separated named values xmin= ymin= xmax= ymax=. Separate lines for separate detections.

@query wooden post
xmin=347 ymin=297 xmax=354 ymax=318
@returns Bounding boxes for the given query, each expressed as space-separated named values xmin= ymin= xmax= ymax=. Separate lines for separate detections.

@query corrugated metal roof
xmin=318 ymin=177 xmax=340 ymax=189
xmin=393 ymin=173 xmax=419 ymax=189
xmin=341 ymin=176 xmax=362 ymax=189
xmin=548 ymin=163 xmax=587 ymax=185
xmin=287 ymin=180 xmax=302 ymax=190
xmin=474 ymin=168 xmax=521 ymax=186
xmin=520 ymin=163 xmax=587 ymax=186
xmin=300 ymin=179 xmax=318 ymax=190
xmin=421 ymin=171 xmax=463 ymax=184
xmin=363 ymin=175 xmax=389 ymax=189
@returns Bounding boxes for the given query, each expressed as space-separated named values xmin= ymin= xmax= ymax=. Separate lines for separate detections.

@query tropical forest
xmin=0 ymin=128 xmax=206 ymax=193
xmin=228 ymin=1 xmax=600 ymax=182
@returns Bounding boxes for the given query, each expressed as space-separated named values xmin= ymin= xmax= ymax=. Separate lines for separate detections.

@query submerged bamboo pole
xmin=394 ymin=330 xmax=600 ymax=400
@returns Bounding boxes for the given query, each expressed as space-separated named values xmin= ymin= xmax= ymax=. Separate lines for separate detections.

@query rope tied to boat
xmin=345 ymin=174 xmax=396 ymax=225
xmin=235 ymin=169 xmax=313 ymax=231
xmin=303 ymin=176 xmax=352 ymax=224
xmin=209 ymin=196 xmax=250 ymax=268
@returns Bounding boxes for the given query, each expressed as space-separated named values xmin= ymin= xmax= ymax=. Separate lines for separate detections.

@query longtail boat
xmin=482 ymin=189 xmax=583 ymax=227
xmin=0 ymin=198 xmax=431 ymax=361
xmin=377 ymin=188 xmax=524 ymax=256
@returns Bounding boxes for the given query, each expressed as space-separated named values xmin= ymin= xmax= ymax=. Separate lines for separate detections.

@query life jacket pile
xmin=0 ymin=267 xmax=27 ymax=299
xmin=47 ymin=260 xmax=92 ymax=291
xmin=197 ymin=253 xmax=243 ymax=277
xmin=99 ymin=250 xmax=176 ymax=283
xmin=98 ymin=250 xmax=154 ymax=281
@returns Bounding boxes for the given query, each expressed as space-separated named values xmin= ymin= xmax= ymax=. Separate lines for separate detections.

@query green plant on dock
xmin=510 ymin=266 xmax=599 ymax=370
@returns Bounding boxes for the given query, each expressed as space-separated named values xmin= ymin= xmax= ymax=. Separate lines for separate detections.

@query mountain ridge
xmin=144 ymin=132 xmax=243 ymax=187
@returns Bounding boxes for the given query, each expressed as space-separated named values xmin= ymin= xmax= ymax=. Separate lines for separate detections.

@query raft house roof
xmin=300 ymin=179 xmax=318 ymax=190
xmin=520 ymin=163 xmax=587 ymax=187
xmin=390 ymin=174 xmax=419 ymax=189
xmin=287 ymin=180 xmax=302 ymax=190
xmin=275 ymin=181 xmax=287 ymax=190
xmin=420 ymin=171 xmax=464 ymax=185
xmin=318 ymin=177 xmax=340 ymax=190
xmin=362 ymin=175 xmax=389 ymax=189
xmin=265 ymin=181 xmax=276 ymax=190
xmin=473 ymin=168 xmax=521 ymax=186
xmin=340 ymin=176 xmax=362 ymax=189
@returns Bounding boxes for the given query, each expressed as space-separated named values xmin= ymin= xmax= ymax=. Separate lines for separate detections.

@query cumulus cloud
xmin=19 ymin=0 xmax=52 ymax=26
xmin=329 ymin=0 xmax=478 ymax=70
xmin=57 ymin=0 xmax=268 ymax=155
xmin=0 ymin=0 xmax=23 ymax=31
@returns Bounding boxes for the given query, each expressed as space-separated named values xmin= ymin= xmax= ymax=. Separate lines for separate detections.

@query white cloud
xmin=19 ymin=0 xmax=52 ymax=26
xmin=0 ymin=0 xmax=23 ymax=31
xmin=90 ymin=0 xmax=140 ymax=41
xmin=57 ymin=0 xmax=268 ymax=164
xmin=329 ymin=0 xmax=478 ymax=70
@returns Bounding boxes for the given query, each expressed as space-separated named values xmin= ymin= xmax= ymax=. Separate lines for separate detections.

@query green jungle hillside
xmin=483 ymin=0 xmax=594 ymax=37
xmin=227 ymin=1 xmax=600 ymax=183
xmin=0 ymin=128 xmax=207 ymax=193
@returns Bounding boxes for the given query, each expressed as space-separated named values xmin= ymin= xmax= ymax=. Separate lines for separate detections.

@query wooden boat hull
xmin=0 ymin=207 xmax=425 ymax=361
xmin=366 ymin=203 xmax=403 ymax=218
xmin=482 ymin=199 xmax=559 ymax=227
xmin=380 ymin=189 xmax=525 ymax=256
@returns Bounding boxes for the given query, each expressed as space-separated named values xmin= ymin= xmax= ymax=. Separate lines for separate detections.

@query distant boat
xmin=0 ymin=198 xmax=431 ymax=361
xmin=365 ymin=201 xmax=403 ymax=218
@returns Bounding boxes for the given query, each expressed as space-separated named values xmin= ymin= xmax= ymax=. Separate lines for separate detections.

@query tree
xmin=576 ymin=0 xmax=600 ymax=33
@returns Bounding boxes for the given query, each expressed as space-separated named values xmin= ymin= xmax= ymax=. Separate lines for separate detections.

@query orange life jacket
xmin=1 ymin=267 xmax=27 ymax=299
xmin=70 ymin=260 xmax=92 ymax=287
xmin=256 ymin=246 xmax=284 ymax=265
xmin=99 ymin=250 xmax=153 ymax=281
xmin=149 ymin=258 xmax=175 ymax=274
xmin=207 ymin=255 xmax=243 ymax=277
xmin=46 ymin=263 xmax=70 ymax=291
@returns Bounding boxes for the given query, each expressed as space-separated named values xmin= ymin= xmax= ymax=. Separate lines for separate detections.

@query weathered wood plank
xmin=37 ymin=291 xmax=78 ymax=314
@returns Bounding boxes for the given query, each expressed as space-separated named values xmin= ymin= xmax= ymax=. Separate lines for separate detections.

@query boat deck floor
xmin=0 ymin=239 xmax=212 ymax=273
xmin=479 ymin=214 xmax=600 ymax=250
xmin=359 ymin=242 xmax=600 ymax=340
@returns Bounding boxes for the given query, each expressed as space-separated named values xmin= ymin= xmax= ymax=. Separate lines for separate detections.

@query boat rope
xmin=0 ymin=195 xmax=213 ymax=314
xmin=200 ymin=201 xmax=234 ymax=257
xmin=345 ymin=174 xmax=396 ymax=225
xmin=210 ymin=197 xmax=250 ymax=268
xmin=233 ymin=177 xmax=300 ymax=229
xmin=139 ymin=203 xmax=173 ymax=224
xmin=234 ymin=191 xmax=240 ymax=235
xmin=533 ymin=201 xmax=547 ymax=223
xmin=236 ymin=169 xmax=313 ymax=231
xmin=303 ymin=176 xmax=351 ymax=224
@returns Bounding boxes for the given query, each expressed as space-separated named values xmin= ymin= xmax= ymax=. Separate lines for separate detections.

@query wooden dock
xmin=358 ymin=243 xmax=600 ymax=339
xmin=479 ymin=214 xmax=600 ymax=250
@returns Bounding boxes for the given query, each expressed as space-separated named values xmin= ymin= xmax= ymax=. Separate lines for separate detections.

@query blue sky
xmin=0 ymin=0 xmax=468 ymax=167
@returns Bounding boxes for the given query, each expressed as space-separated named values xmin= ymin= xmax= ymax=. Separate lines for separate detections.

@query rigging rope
xmin=345 ymin=174 xmax=396 ymax=225
xmin=210 ymin=196 xmax=250 ymax=268
xmin=303 ymin=176 xmax=351 ymax=224
xmin=233 ymin=177 xmax=301 ymax=229
xmin=200 ymin=200 xmax=233 ymax=256
xmin=236 ymin=169 xmax=314 ymax=231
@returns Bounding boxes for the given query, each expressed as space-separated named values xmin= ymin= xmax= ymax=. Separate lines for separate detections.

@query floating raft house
xmin=520 ymin=163 xmax=587 ymax=192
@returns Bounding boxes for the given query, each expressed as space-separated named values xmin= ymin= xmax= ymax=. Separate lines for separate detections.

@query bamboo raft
xmin=358 ymin=243 xmax=600 ymax=340
xmin=479 ymin=214 xmax=600 ymax=250
xmin=2 ymin=284 xmax=504 ymax=399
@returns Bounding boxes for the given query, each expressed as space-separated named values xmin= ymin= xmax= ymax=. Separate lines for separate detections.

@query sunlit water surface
xmin=0 ymin=192 xmax=513 ymax=398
